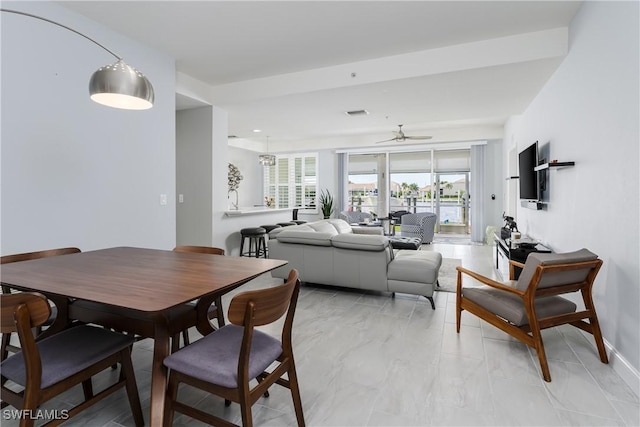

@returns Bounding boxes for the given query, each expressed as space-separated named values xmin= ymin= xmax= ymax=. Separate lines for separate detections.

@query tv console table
xmin=494 ymin=233 xmax=551 ymax=280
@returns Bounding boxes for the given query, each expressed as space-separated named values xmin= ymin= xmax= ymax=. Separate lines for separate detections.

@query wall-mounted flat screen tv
xmin=519 ymin=141 xmax=539 ymax=200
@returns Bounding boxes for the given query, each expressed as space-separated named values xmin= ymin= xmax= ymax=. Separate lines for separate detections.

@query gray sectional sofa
xmin=268 ymin=219 xmax=442 ymax=308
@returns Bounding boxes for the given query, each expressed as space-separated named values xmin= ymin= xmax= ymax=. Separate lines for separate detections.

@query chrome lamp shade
xmin=259 ymin=154 xmax=276 ymax=166
xmin=89 ymin=60 xmax=154 ymax=110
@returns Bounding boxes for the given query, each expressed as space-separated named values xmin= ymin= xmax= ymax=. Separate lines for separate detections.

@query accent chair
xmin=455 ymin=248 xmax=608 ymax=382
xmin=399 ymin=212 xmax=437 ymax=243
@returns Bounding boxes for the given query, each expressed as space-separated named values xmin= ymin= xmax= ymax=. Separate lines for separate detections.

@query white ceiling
xmin=58 ymin=1 xmax=582 ymax=151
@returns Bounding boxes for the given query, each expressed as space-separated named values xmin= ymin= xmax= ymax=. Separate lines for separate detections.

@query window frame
xmin=263 ymin=153 xmax=318 ymax=212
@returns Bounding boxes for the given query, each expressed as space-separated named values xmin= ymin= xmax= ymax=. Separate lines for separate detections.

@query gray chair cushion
xmin=0 ymin=325 xmax=135 ymax=389
xmin=516 ymin=248 xmax=598 ymax=291
xmin=163 ymin=324 xmax=282 ymax=389
xmin=463 ymin=286 xmax=577 ymax=326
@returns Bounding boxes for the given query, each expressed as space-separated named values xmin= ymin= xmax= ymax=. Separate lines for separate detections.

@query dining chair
xmin=0 ymin=292 xmax=144 ymax=427
xmin=172 ymin=246 xmax=226 ymax=349
xmin=163 ymin=269 xmax=305 ymax=427
xmin=1 ymin=247 xmax=81 ymax=361
xmin=455 ymin=248 xmax=608 ymax=382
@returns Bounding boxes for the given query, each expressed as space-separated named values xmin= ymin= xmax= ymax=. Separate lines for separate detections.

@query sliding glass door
xmin=345 ymin=149 xmax=470 ymax=234
xmin=435 ymin=172 xmax=469 ymax=233
xmin=389 ymin=151 xmax=433 ymax=214
xmin=433 ymin=150 xmax=470 ymax=234
xmin=347 ymin=153 xmax=387 ymax=216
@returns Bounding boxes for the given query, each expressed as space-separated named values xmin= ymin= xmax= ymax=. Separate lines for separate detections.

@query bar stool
xmin=292 ymin=208 xmax=307 ymax=225
xmin=259 ymin=225 xmax=281 ymax=257
xmin=260 ymin=224 xmax=282 ymax=237
xmin=240 ymin=227 xmax=267 ymax=258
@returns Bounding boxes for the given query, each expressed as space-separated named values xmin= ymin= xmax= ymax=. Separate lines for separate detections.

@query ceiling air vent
xmin=345 ymin=109 xmax=369 ymax=116
xmin=228 ymin=135 xmax=238 ymax=139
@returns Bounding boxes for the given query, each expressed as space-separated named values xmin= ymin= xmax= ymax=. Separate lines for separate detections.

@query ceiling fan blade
xmin=406 ymin=136 xmax=432 ymax=140
xmin=374 ymin=137 xmax=398 ymax=144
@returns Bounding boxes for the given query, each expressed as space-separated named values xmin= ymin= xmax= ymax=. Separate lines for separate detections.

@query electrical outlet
xmin=178 ymin=194 xmax=184 ymax=203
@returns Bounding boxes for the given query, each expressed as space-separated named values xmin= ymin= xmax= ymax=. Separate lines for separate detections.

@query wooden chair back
xmin=1 ymin=247 xmax=81 ymax=265
xmin=1 ymin=248 xmax=81 ymax=360
xmin=1 ymin=293 xmax=51 ymax=334
xmin=228 ymin=269 xmax=299 ymax=327
xmin=173 ymin=245 xmax=225 ymax=255
xmin=171 ymin=245 xmax=226 ymax=351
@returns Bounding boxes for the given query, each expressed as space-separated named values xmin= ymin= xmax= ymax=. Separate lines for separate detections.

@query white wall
xmin=176 ymin=107 xmax=213 ymax=246
xmin=482 ymin=139 xmax=505 ymax=235
xmin=228 ymin=146 xmax=264 ymax=208
xmin=504 ymin=1 xmax=639 ymax=390
xmin=1 ymin=2 xmax=176 ymax=253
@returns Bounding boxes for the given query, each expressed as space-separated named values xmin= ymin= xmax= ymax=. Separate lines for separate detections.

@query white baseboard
xmin=605 ymin=338 xmax=640 ymax=398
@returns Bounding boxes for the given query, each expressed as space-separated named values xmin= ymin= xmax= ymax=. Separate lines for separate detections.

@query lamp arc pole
xmin=1 ymin=8 xmax=154 ymax=110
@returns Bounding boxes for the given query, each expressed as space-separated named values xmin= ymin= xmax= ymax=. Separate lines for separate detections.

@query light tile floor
xmin=2 ymin=243 xmax=638 ymax=426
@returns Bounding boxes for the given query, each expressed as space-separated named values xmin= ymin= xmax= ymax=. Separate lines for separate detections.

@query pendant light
xmin=259 ymin=136 xmax=276 ymax=166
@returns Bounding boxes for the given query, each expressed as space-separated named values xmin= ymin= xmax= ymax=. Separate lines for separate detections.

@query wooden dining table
xmin=0 ymin=246 xmax=288 ymax=426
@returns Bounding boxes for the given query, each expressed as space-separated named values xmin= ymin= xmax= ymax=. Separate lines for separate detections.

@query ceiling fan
xmin=375 ymin=124 xmax=432 ymax=144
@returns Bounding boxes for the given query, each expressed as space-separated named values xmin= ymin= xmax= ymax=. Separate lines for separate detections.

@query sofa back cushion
xmin=308 ymin=221 xmax=340 ymax=235
xmin=276 ymin=229 xmax=334 ymax=246
xmin=331 ymin=234 xmax=388 ymax=252
xmin=326 ymin=219 xmax=354 ymax=234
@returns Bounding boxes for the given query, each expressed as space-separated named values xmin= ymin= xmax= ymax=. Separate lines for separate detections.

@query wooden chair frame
xmin=1 ymin=248 xmax=81 ymax=361
xmin=0 ymin=293 xmax=144 ymax=427
xmin=456 ymin=258 xmax=607 ymax=382
xmin=172 ymin=246 xmax=226 ymax=350
xmin=164 ymin=269 xmax=305 ymax=427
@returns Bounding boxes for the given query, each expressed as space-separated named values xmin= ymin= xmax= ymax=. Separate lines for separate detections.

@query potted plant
xmin=319 ymin=189 xmax=334 ymax=219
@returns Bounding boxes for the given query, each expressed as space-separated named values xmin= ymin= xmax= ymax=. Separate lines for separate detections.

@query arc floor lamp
xmin=1 ymin=8 xmax=154 ymax=110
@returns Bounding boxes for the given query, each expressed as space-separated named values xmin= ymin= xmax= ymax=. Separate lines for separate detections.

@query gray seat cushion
xmin=388 ymin=251 xmax=442 ymax=284
xmin=0 ymin=325 xmax=135 ymax=389
xmin=463 ymin=286 xmax=577 ymax=326
xmin=163 ymin=324 xmax=282 ymax=388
